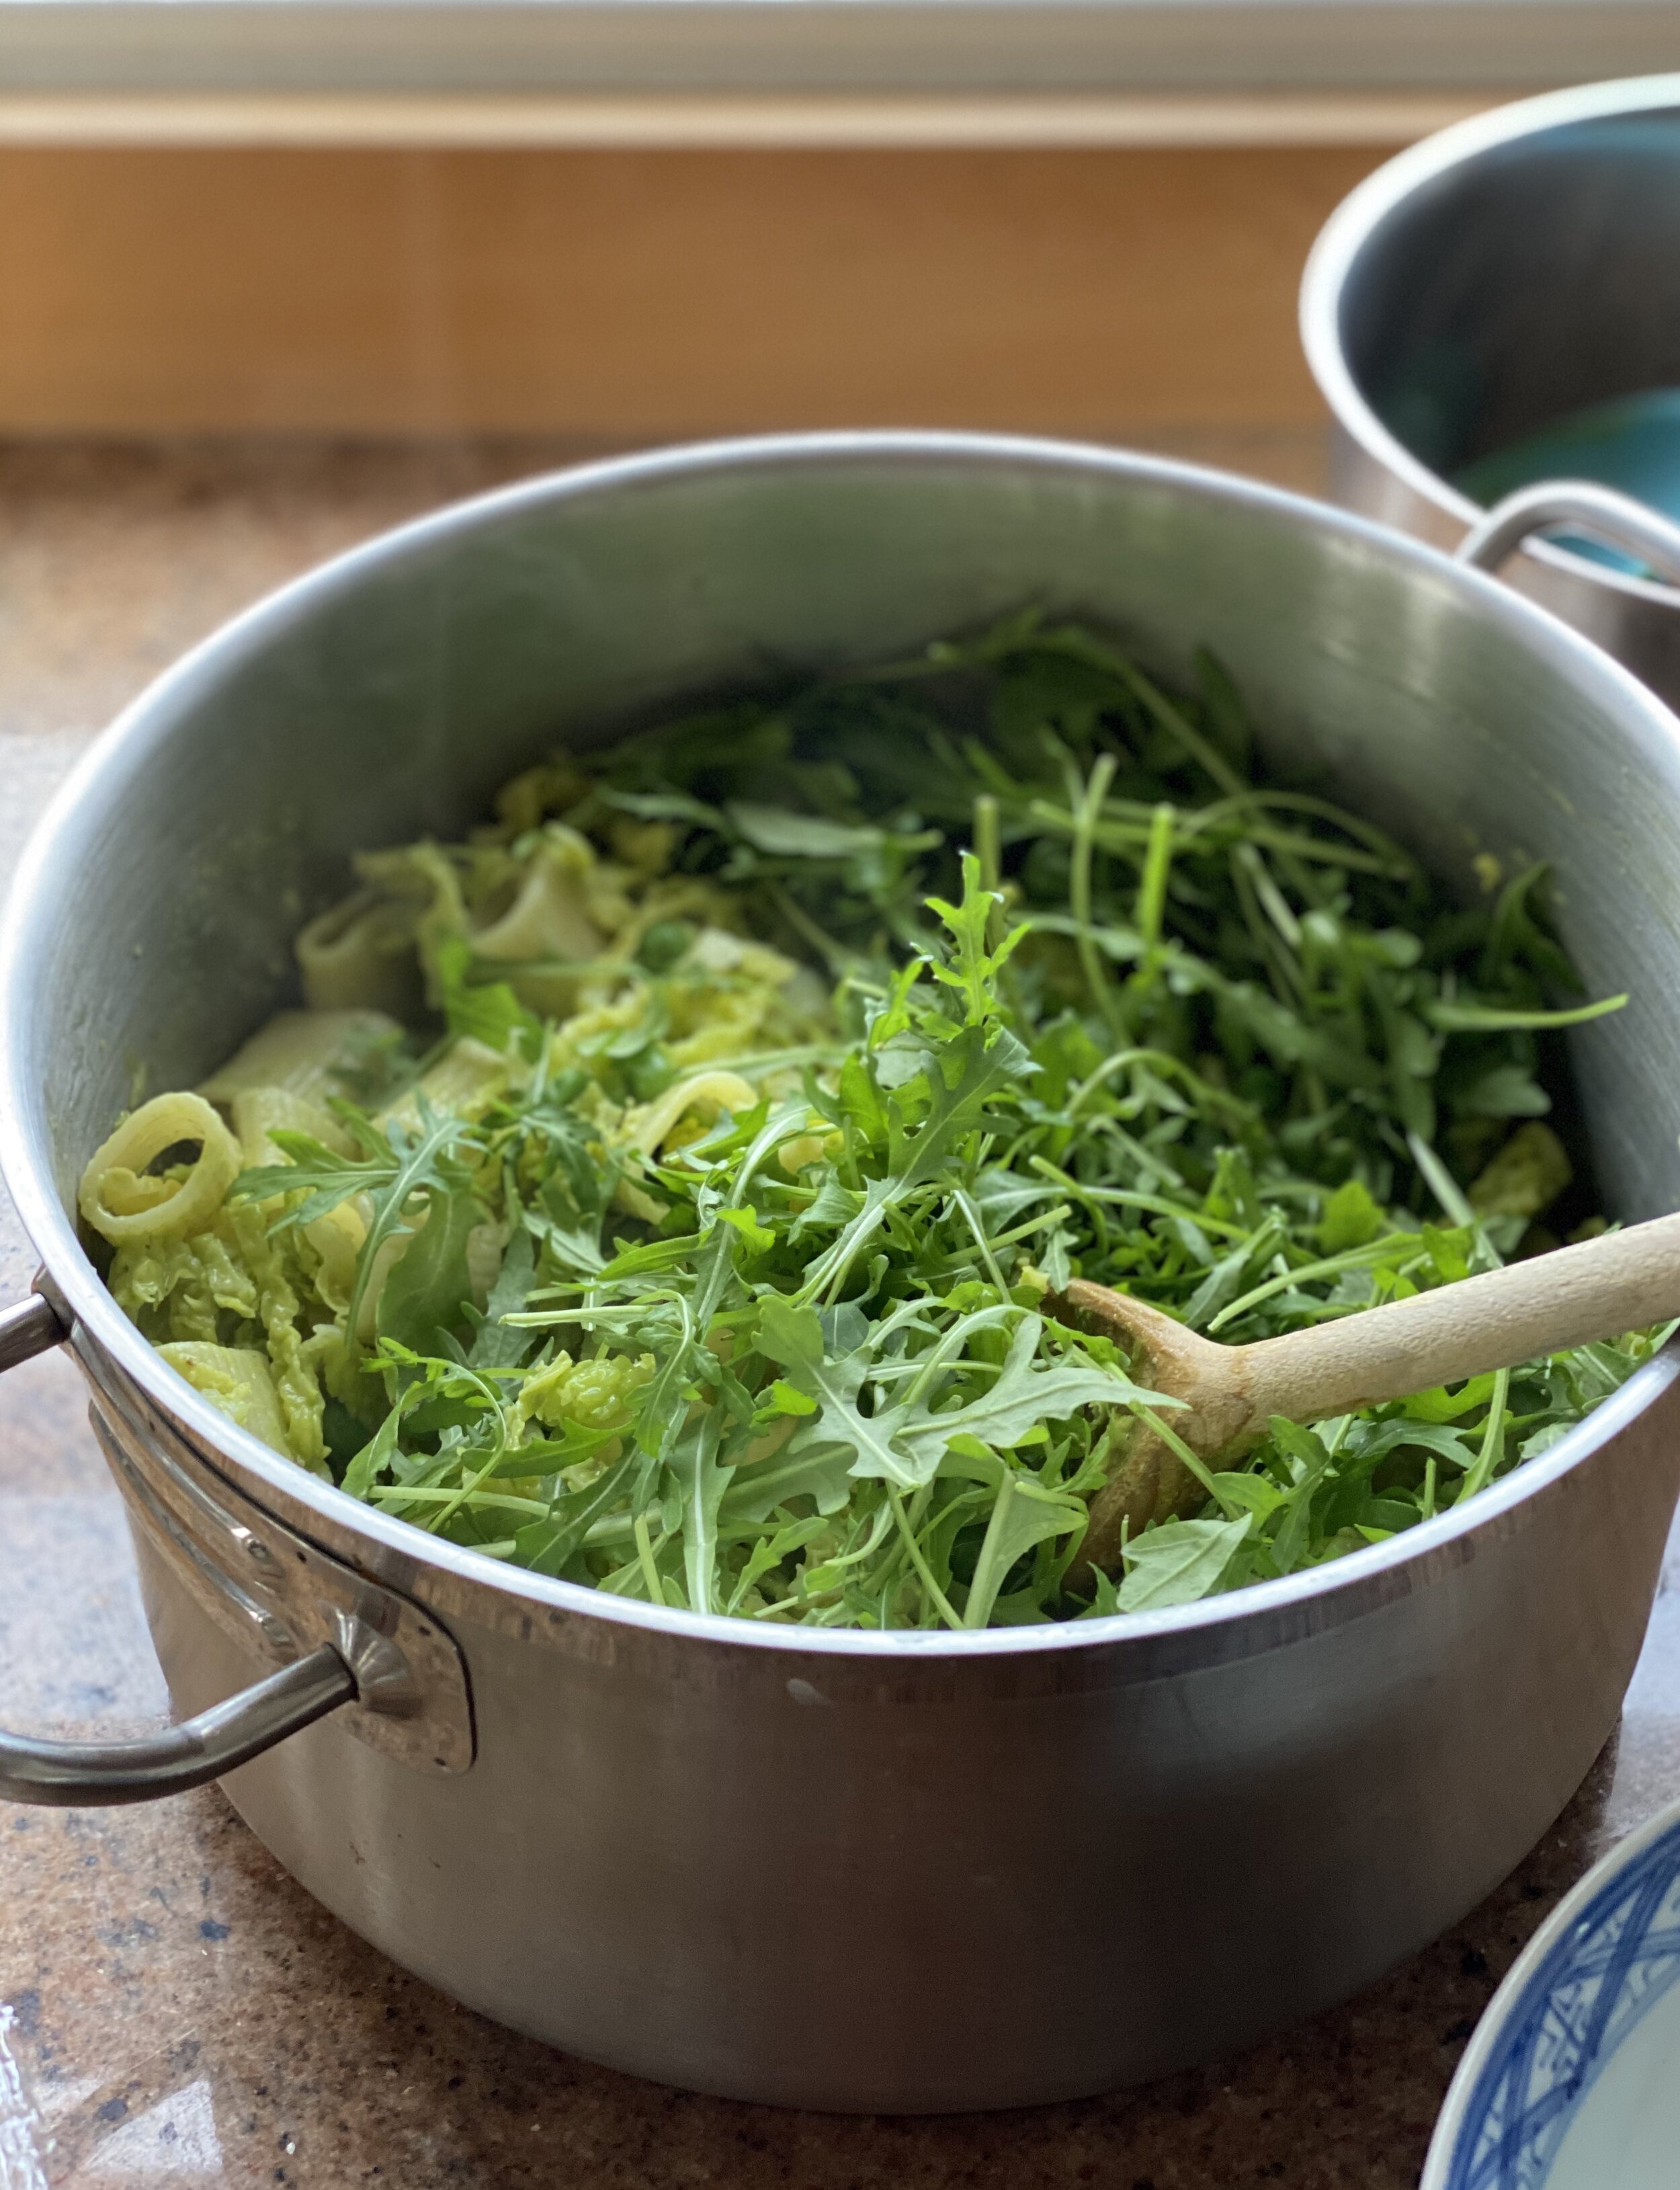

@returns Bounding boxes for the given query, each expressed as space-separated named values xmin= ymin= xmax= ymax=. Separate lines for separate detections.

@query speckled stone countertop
xmin=2 ymin=436 xmax=1678 ymax=2190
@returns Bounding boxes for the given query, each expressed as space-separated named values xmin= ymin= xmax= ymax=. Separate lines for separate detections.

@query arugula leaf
xmin=1318 ymin=1178 xmax=1386 ymax=1254
xmin=1118 ymin=1514 xmax=1253 ymax=1611
xmin=230 ymin=1128 xmax=389 ymax=1231
xmin=892 ymin=1315 xmax=1165 ymax=1481
xmin=720 ymin=1438 xmax=857 ymax=1523
xmin=378 ymin=1186 xmax=481 ymax=1351
xmin=232 ymin=1096 xmax=483 ymax=1350
xmin=343 ymin=1397 xmax=407 ymax=1500
xmin=664 ymin=1406 xmax=733 ymax=1615
xmin=513 ymin=1451 xmax=642 ymax=1577
xmin=963 ymin=1473 xmax=1087 ymax=1627
xmin=343 ymin=1102 xmax=482 ymax=1346
xmin=726 ymin=804 xmax=886 ymax=859
xmin=116 ymin=609 xmax=1647 ymax=1631
xmin=435 ymin=933 xmax=542 ymax=1056
xmin=468 ymin=1219 xmax=537 ymax=1369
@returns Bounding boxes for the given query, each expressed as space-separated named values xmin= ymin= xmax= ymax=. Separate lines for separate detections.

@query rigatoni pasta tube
xmin=157 ymin=1342 xmax=296 ymax=1457
xmin=78 ymin=1092 xmax=241 ymax=1245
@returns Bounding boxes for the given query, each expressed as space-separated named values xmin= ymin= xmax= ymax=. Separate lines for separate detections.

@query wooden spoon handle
xmin=1236 ymin=1211 xmax=1680 ymax=1430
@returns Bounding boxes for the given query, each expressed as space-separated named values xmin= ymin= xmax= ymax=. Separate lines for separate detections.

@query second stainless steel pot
xmin=1302 ymin=75 xmax=1680 ymax=708
xmin=4 ymin=434 xmax=1680 ymax=2111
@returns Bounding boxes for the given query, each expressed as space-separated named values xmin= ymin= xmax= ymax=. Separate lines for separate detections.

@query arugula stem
xmin=1406 ymin=1131 xmax=1476 ymax=1228
xmin=1067 ymin=1046 xmax=1251 ymax=1127
xmin=888 ymin=1490 xmax=964 ymax=1631
xmin=634 ymin=1510 xmax=668 ymax=1607
xmin=1458 ymin=1368 xmax=1512 ymax=1502
xmin=974 ymin=793 xmax=1007 ymax=952
xmin=1128 ymin=1402 xmax=1241 ymax=1520
xmin=1027 ymin=1157 xmax=1249 ymax=1240
xmin=950 ymin=1188 xmax=1011 ymax=1297
xmin=1134 ymin=802 xmax=1177 ymax=973
xmin=1070 ymin=752 xmax=1127 ymax=1041
xmin=1207 ymin=1235 xmax=1429 ymax=1335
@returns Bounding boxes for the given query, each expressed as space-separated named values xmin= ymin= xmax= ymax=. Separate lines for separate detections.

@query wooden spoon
xmin=1056 ymin=1210 xmax=1680 ymax=1581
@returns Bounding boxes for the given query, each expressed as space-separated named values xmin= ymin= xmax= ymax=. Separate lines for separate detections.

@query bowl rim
xmin=1300 ymin=71 xmax=1680 ymax=611
xmin=6 ymin=424 xmax=1680 ymax=1664
xmin=1421 ymin=1789 xmax=1680 ymax=2189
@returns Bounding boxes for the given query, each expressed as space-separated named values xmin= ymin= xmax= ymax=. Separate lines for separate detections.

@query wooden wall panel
xmin=0 ymin=144 xmax=1387 ymax=434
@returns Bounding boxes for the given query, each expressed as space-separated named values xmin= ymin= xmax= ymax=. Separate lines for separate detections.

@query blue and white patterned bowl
xmin=1423 ymin=1800 xmax=1680 ymax=2189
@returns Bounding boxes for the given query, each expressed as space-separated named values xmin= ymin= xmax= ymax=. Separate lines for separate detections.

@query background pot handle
xmin=1457 ymin=479 xmax=1680 ymax=587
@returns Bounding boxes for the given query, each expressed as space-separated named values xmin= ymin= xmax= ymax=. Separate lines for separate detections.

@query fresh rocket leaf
xmin=756 ymin=1296 xmax=825 ymax=1371
xmin=468 ymin=1220 xmax=538 ymax=1369
xmin=888 ymin=1315 xmax=1168 ymax=1482
xmin=343 ymin=1397 xmax=407 ymax=1501
xmin=233 ymin=1096 xmax=483 ymax=1346
xmin=104 ymin=608 xmax=1655 ymax=1629
xmin=514 ymin=1451 xmax=642 ymax=1576
xmin=230 ymin=1129 xmax=393 ymax=1230
xmin=1118 ymin=1514 xmax=1253 ymax=1611
xmin=726 ymin=803 xmax=886 ymax=859
xmin=435 ymin=933 xmax=542 ymax=1057
xmin=1318 ymin=1178 xmax=1386 ymax=1254
xmin=667 ymin=1407 xmax=733 ymax=1615
xmin=376 ymin=1185 xmax=481 ymax=1351
xmin=963 ymin=1474 xmax=1088 ymax=1627
xmin=720 ymin=1438 xmax=857 ymax=1523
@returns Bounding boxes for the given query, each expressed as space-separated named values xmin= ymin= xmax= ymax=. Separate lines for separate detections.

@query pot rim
xmin=1300 ymin=71 xmax=1680 ymax=611
xmin=6 ymin=425 xmax=1679 ymax=1663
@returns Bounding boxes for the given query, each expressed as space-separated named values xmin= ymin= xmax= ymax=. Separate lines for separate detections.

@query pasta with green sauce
xmin=78 ymin=616 xmax=1667 ymax=1629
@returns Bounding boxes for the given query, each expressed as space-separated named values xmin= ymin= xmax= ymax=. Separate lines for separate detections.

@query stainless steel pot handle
xmin=0 ymin=1290 xmax=361 ymax=1807
xmin=0 ymin=1293 xmax=65 ymax=1371
xmin=1457 ymin=479 xmax=1680 ymax=587
xmin=1 ymin=1649 xmax=356 ymax=1808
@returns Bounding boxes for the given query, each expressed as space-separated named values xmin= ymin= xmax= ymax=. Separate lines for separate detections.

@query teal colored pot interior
xmin=1454 ymin=388 xmax=1680 ymax=575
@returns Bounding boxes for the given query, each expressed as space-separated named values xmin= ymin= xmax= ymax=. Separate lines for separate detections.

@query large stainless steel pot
xmin=3 ymin=434 xmax=1680 ymax=2113
xmin=1302 ymin=75 xmax=1680 ymax=710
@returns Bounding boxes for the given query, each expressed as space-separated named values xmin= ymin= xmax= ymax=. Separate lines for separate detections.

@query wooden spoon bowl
xmin=1056 ymin=1208 xmax=1680 ymax=1580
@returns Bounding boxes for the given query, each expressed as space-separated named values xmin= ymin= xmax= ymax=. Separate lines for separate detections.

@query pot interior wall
xmin=16 ymin=446 xmax=1680 ymax=1240
xmin=1338 ymin=110 xmax=1680 ymax=476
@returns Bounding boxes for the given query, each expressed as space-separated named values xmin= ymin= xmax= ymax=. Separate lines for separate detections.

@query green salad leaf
xmin=93 ymin=611 xmax=1672 ymax=1629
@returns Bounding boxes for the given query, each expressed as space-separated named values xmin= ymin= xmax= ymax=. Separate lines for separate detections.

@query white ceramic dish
xmin=1423 ymin=1797 xmax=1680 ymax=2188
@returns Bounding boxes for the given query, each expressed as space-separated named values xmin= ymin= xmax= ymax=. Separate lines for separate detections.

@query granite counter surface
xmin=2 ymin=435 xmax=1678 ymax=2190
